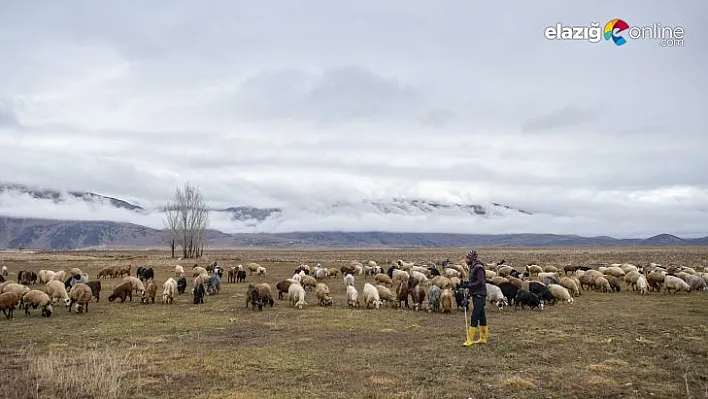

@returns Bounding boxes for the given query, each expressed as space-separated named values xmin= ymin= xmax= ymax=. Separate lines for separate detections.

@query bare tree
xmin=163 ymin=200 xmax=180 ymax=258
xmin=167 ymin=182 xmax=209 ymax=259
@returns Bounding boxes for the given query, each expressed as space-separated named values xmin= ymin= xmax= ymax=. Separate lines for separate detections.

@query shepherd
xmin=459 ymin=250 xmax=489 ymax=346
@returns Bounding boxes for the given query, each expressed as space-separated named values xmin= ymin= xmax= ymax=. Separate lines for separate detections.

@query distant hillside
xmin=1 ymin=217 xmax=706 ymax=250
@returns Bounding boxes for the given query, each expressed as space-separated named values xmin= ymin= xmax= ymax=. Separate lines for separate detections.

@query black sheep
xmin=427 ymin=266 xmax=441 ymax=277
xmin=527 ymin=281 xmax=555 ymax=305
xmin=177 ymin=277 xmax=187 ymax=295
xmin=454 ymin=288 xmax=468 ymax=310
xmin=497 ymin=282 xmax=519 ymax=306
xmin=193 ymin=283 xmax=205 ymax=304
xmin=138 ymin=267 xmax=154 ymax=282
xmin=236 ymin=270 xmax=246 ymax=283
xmin=136 ymin=266 xmax=145 ymax=278
xmin=515 ymin=290 xmax=544 ymax=310
xmin=85 ymin=281 xmax=101 ymax=302
xmin=386 ymin=266 xmax=395 ymax=279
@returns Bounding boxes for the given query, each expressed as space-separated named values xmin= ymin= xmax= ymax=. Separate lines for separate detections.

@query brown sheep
xmin=276 ymin=280 xmax=292 ymax=300
xmin=0 ymin=292 xmax=21 ymax=319
xmin=68 ymin=283 xmax=93 ymax=313
xmin=411 ymin=284 xmax=426 ymax=311
xmin=97 ymin=266 xmax=115 ymax=279
xmin=441 ymin=288 xmax=453 ymax=313
xmin=300 ymin=275 xmax=317 ymax=292
xmin=116 ymin=265 xmax=131 ymax=277
xmin=315 ymin=283 xmax=333 ymax=306
xmin=490 ymin=276 xmax=509 ymax=286
xmin=376 ymin=285 xmax=396 ymax=307
xmin=374 ymin=273 xmax=392 ymax=286
xmin=255 ymin=283 xmax=274 ymax=307
xmin=108 ymin=282 xmax=133 ymax=303
xmin=141 ymin=280 xmax=157 ymax=303
xmin=507 ymin=276 xmax=523 ymax=289
xmin=560 ymin=277 xmax=581 ymax=297
xmin=430 ymin=276 xmax=452 ymax=289
xmin=603 ymin=275 xmax=622 ymax=292
xmin=646 ymin=271 xmax=665 ymax=292
xmin=395 ymin=280 xmax=410 ymax=309
xmin=593 ymin=276 xmax=612 ymax=293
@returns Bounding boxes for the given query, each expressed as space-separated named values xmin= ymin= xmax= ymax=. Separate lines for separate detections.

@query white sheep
xmin=396 ymin=260 xmax=415 ymax=269
xmin=45 ymin=280 xmax=70 ymax=307
xmin=122 ymin=276 xmax=146 ymax=295
xmin=162 ymin=278 xmax=177 ymax=304
xmin=485 ymin=283 xmax=509 ymax=310
xmin=343 ymin=273 xmax=355 ymax=287
xmin=409 ymin=270 xmax=429 ymax=286
xmin=174 ymin=265 xmax=185 ymax=277
xmin=1 ymin=266 xmax=7 ymax=276
xmin=288 ymin=283 xmax=307 ymax=309
xmin=548 ymin=284 xmax=574 ymax=304
xmin=444 ymin=268 xmax=461 ymax=279
xmin=368 ymin=260 xmax=377 ymax=268
xmin=346 ymin=285 xmax=360 ymax=308
xmin=636 ymin=275 xmax=649 ymax=295
xmin=52 ymin=270 xmax=66 ymax=282
xmin=362 ymin=283 xmax=382 ymax=309
xmin=291 ymin=273 xmax=302 ymax=283
xmin=256 ymin=266 xmax=267 ymax=276
xmin=314 ymin=267 xmax=328 ymax=280
xmin=664 ymin=275 xmax=691 ymax=294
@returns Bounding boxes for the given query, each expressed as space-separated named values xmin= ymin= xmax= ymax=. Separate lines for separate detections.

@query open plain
xmin=0 ymin=246 xmax=707 ymax=399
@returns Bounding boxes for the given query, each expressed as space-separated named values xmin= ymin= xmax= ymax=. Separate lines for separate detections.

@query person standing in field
xmin=459 ymin=250 xmax=488 ymax=346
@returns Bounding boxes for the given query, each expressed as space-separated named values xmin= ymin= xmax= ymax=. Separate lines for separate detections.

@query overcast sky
xmin=0 ymin=1 xmax=706 ymax=238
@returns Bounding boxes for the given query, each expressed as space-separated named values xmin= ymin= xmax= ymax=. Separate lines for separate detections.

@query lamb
xmin=22 ymin=290 xmax=53 ymax=317
xmin=68 ymin=283 xmax=93 ymax=313
xmin=236 ymin=267 xmax=246 ymax=283
xmin=411 ymin=284 xmax=426 ymax=311
xmin=122 ymin=276 xmax=146 ymax=295
xmin=108 ymin=281 xmax=134 ymax=303
xmin=636 ymin=275 xmax=649 ymax=295
xmin=141 ymin=280 xmax=157 ymax=303
xmin=346 ymin=285 xmax=360 ymax=308
xmin=663 ymin=275 xmax=691 ymax=294
xmin=313 ymin=267 xmax=329 ymax=280
xmin=44 ymin=281 xmax=71 ymax=307
xmin=246 ymin=285 xmax=263 ymax=311
xmin=255 ymin=283 xmax=274 ymax=307
xmin=427 ymin=285 xmax=442 ymax=313
xmin=374 ymin=273 xmax=392 ymax=286
xmin=315 ymin=283 xmax=333 ymax=306
xmin=362 ymin=283 xmax=383 ymax=309
xmin=548 ymin=284 xmax=574 ymax=304
xmin=440 ymin=288 xmax=453 ymax=313
xmin=300 ymin=275 xmax=318 ymax=292
xmin=485 ymin=283 xmax=509 ymax=310
xmin=174 ymin=265 xmax=185 ymax=277
xmin=0 ymin=292 xmax=21 ymax=319
xmin=376 ymin=285 xmax=396 ymax=306
xmin=162 ymin=278 xmax=177 ymax=304
xmin=288 ymin=282 xmax=307 ymax=309
xmin=193 ymin=283 xmax=205 ymax=304
xmin=454 ymin=288 xmax=468 ymax=310
xmin=343 ymin=273 xmax=355 ymax=287
xmin=559 ymin=277 xmax=580 ymax=297
xmin=515 ymin=290 xmax=544 ymax=310
xmin=276 ymin=280 xmax=292 ymax=300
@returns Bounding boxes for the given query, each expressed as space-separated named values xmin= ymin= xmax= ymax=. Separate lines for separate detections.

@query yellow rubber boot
xmin=473 ymin=325 xmax=488 ymax=344
xmin=462 ymin=326 xmax=477 ymax=347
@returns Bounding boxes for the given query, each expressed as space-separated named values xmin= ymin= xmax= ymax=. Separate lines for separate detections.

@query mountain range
xmin=1 ymin=182 xmax=707 ymax=250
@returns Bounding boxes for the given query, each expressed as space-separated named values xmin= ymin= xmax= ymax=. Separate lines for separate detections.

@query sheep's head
xmin=42 ymin=305 xmax=53 ymax=317
xmin=63 ymin=297 xmax=71 ymax=307
xmin=374 ymin=300 xmax=382 ymax=309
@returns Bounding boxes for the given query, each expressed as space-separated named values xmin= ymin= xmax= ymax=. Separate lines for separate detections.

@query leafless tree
xmin=166 ymin=182 xmax=209 ymax=259
xmin=163 ymin=200 xmax=180 ymax=258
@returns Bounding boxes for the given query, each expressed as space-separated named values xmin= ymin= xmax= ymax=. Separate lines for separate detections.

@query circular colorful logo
xmin=604 ymin=19 xmax=630 ymax=46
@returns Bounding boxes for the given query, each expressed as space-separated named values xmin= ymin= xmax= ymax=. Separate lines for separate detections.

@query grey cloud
xmin=0 ymin=101 xmax=19 ymax=127
xmin=522 ymin=105 xmax=599 ymax=133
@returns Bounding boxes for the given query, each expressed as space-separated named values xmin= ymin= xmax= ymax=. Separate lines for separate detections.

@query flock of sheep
xmin=0 ymin=257 xmax=706 ymax=321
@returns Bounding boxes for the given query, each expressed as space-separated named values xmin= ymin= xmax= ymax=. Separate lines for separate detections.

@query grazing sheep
xmin=497 ymin=282 xmax=519 ymax=306
xmin=579 ymin=270 xmax=603 ymax=290
xmin=346 ymin=285 xmax=361 ymax=308
xmin=604 ymin=275 xmax=622 ymax=292
xmin=0 ymin=292 xmax=21 ymax=319
xmin=171 ymin=276 xmax=184 ymax=294
xmin=122 ymin=276 xmax=145 ymax=295
xmin=44 ymin=281 xmax=71 ymax=307
xmin=559 ymin=277 xmax=580 ymax=297
xmin=246 ymin=285 xmax=263 ymax=311
xmin=206 ymin=274 xmax=221 ymax=295
xmin=137 ymin=267 xmax=154 ymax=282
xmin=22 ymin=290 xmax=53 ymax=317
xmin=246 ymin=262 xmax=261 ymax=275
xmin=362 ymin=283 xmax=383 ymax=309
xmin=68 ymin=283 xmax=93 ymax=313
xmin=431 ymin=276 xmax=452 ymax=289
xmin=395 ymin=280 xmax=410 ymax=309
xmin=376 ymin=285 xmax=396 ymax=306
xmin=96 ymin=266 xmax=114 ymax=279
xmin=563 ymin=264 xmax=580 ymax=275
xmin=374 ymin=273 xmax=392 ymax=286
xmin=313 ymin=267 xmax=329 ymax=280
xmin=593 ymin=276 xmax=612 ymax=293
xmin=526 ymin=264 xmax=543 ymax=276
xmin=38 ymin=269 xmax=57 ymax=284
xmin=664 ymin=275 xmax=692 ymax=294
xmin=18 ymin=270 xmax=38 ymax=285
xmin=255 ymin=283 xmax=274 ymax=307
xmin=192 ymin=266 xmax=208 ymax=278
xmin=193 ymin=283 xmax=205 ymax=304
xmin=624 ymin=271 xmax=641 ymax=291
xmin=162 ymin=278 xmax=177 ymax=304
xmin=604 ymin=266 xmax=626 ymax=278
xmin=300 ymin=275 xmax=318 ymax=292
xmin=427 ymin=285 xmax=442 ymax=313
xmin=256 ymin=266 xmax=267 ymax=277
xmin=52 ymin=270 xmax=67 ymax=283
xmin=288 ymin=283 xmax=307 ymax=309
xmin=2 ymin=283 xmax=30 ymax=299
xmin=485 ymin=283 xmax=509 ymax=310
xmin=440 ymin=288 xmax=453 ymax=313
xmin=444 ymin=268 xmax=461 ymax=279
xmin=647 ymin=271 xmax=665 ymax=292
xmin=84 ymin=281 xmax=101 ymax=302
xmin=515 ymin=290 xmax=544 ymax=310
xmin=108 ymin=282 xmax=134 ymax=303
xmin=141 ymin=280 xmax=157 ymax=303
xmin=523 ymin=281 xmax=555 ymax=304
xmin=490 ymin=276 xmax=509 ymax=286
xmin=174 ymin=265 xmax=185 ymax=277
xmin=410 ymin=284 xmax=426 ymax=311
xmin=64 ymin=273 xmax=89 ymax=292
xmin=315 ymin=283 xmax=333 ymax=306
xmin=343 ymin=273 xmax=355 ymax=287
xmin=276 ymin=280 xmax=292 ymax=300
xmin=116 ymin=265 xmax=131 ymax=277
xmin=636 ymin=275 xmax=649 ymax=295
xmin=548 ymin=284 xmax=574 ymax=304
xmin=685 ymin=275 xmax=706 ymax=291
xmin=496 ymin=266 xmax=513 ymax=277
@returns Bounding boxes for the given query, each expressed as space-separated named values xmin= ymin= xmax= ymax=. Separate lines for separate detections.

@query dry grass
xmin=0 ymin=246 xmax=707 ymax=398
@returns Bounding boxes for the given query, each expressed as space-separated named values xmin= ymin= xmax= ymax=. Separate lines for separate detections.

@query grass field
xmin=1 ymin=247 xmax=707 ymax=399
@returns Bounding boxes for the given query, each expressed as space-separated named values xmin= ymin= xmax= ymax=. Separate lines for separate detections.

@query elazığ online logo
xmin=544 ymin=18 xmax=684 ymax=47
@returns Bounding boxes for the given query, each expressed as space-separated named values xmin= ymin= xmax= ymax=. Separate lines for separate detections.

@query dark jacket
xmin=459 ymin=261 xmax=487 ymax=296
